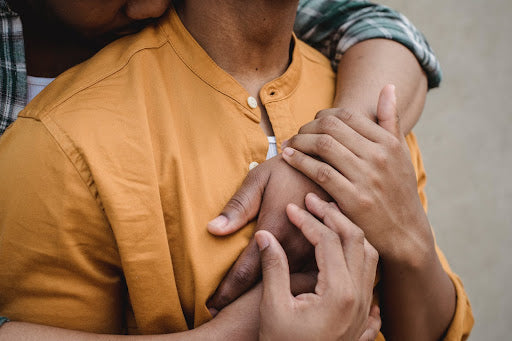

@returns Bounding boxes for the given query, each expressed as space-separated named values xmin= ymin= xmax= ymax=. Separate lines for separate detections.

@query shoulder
xmin=20 ymin=23 xmax=170 ymax=123
xmin=296 ymin=38 xmax=333 ymax=73
xmin=14 ymin=21 xmax=177 ymax=162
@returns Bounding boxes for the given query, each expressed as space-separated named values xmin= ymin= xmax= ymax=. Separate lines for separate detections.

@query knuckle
xmin=337 ymin=288 xmax=357 ymax=310
xmin=383 ymin=134 xmax=401 ymax=152
xmin=372 ymin=150 xmax=389 ymax=169
xmin=316 ymin=164 xmax=335 ymax=184
xmin=351 ymin=228 xmax=365 ymax=243
xmin=323 ymin=203 xmax=341 ymax=221
xmin=213 ymin=291 xmax=232 ymax=309
xmin=336 ymin=109 xmax=354 ymax=123
xmin=315 ymin=108 xmax=338 ymax=119
xmin=316 ymin=134 xmax=334 ymax=154
xmin=367 ymin=173 xmax=383 ymax=190
xmin=366 ymin=243 xmax=379 ymax=264
xmin=286 ymin=134 xmax=298 ymax=147
xmin=231 ymin=264 xmax=255 ymax=287
xmin=321 ymin=228 xmax=340 ymax=245
xmin=225 ymin=193 xmax=250 ymax=215
xmin=357 ymin=194 xmax=373 ymax=211
xmin=318 ymin=115 xmax=342 ymax=134
xmin=261 ymin=255 xmax=283 ymax=273
xmin=215 ymin=293 xmax=231 ymax=307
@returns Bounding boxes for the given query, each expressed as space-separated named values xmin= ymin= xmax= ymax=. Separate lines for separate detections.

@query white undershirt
xmin=25 ymin=77 xmax=278 ymax=159
xmin=266 ymin=136 xmax=278 ymax=159
xmin=26 ymin=76 xmax=55 ymax=103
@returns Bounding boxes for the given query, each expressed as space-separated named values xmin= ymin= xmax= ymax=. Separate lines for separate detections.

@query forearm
xmin=0 ymin=322 xmax=222 ymax=341
xmin=380 ymin=235 xmax=456 ymax=341
xmin=0 ymin=284 xmax=262 ymax=341
xmin=333 ymin=38 xmax=428 ymax=134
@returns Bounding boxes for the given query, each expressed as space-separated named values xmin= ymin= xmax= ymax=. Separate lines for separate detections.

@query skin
xmin=174 ymin=0 xmax=300 ymax=137
xmin=0 ymin=287 xmax=263 ymax=341
xmin=7 ymin=0 xmax=171 ymax=77
xmin=0 ymin=0 xmax=399 ymax=338
xmin=208 ymin=41 xmax=429 ymax=309
xmin=0 ymin=196 xmax=383 ymax=341
xmin=209 ymin=86 xmax=456 ymax=340
xmin=0 ymin=273 xmax=320 ymax=341
xmin=281 ymin=85 xmax=456 ymax=340
xmin=257 ymin=193 xmax=381 ymax=341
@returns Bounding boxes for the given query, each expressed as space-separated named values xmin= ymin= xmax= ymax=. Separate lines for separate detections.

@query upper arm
xmin=0 ymin=118 xmax=124 ymax=333
xmin=294 ymin=0 xmax=442 ymax=88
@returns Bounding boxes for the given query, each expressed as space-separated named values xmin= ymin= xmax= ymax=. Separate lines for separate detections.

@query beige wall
xmin=381 ymin=0 xmax=512 ymax=339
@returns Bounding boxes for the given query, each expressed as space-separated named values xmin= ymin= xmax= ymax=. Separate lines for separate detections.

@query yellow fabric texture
xmin=0 ymin=8 xmax=472 ymax=339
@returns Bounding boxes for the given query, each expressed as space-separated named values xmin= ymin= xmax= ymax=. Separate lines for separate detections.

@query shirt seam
xmin=27 ymin=115 xmax=106 ymax=214
xmin=22 ymin=39 xmax=169 ymax=121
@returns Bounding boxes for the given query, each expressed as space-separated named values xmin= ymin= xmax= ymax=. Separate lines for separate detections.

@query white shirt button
xmin=249 ymin=161 xmax=259 ymax=170
xmin=247 ymin=96 xmax=258 ymax=109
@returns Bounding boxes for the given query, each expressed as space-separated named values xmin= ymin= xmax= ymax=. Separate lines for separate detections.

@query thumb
xmin=207 ymin=167 xmax=268 ymax=236
xmin=256 ymin=230 xmax=292 ymax=306
xmin=376 ymin=84 xmax=400 ymax=138
xmin=358 ymin=304 xmax=381 ymax=341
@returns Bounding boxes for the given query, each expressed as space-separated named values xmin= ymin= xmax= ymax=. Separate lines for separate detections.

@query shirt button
xmin=249 ymin=161 xmax=259 ymax=170
xmin=247 ymin=96 xmax=258 ymax=109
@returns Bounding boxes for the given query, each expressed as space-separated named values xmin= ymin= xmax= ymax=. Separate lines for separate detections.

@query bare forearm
xmin=0 ymin=284 xmax=262 ymax=341
xmin=0 ymin=322 xmax=210 ymax=341
xmin=334 ymin=39 xmax=428 ymax=134
xmin=380 ymin=240 xmax=456 ymax=341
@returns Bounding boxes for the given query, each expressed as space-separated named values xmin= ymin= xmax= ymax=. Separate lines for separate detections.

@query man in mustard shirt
xmin=0 ymin=0 xmax=473 ymax=340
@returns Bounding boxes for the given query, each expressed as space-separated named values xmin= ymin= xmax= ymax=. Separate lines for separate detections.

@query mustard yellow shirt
xmin=0 ymin=8 xmax=472 ymax=339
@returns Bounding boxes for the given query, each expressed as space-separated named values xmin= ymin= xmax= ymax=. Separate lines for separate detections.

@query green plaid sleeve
xmin=0 ymin=0 xmax=27 ymax=136
xmin=295 ymin=0 xmax=442 ymax=88
xmin=0 ymin=316 xmax=9 ymax=327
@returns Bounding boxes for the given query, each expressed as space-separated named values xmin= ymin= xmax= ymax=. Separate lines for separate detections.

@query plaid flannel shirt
xmin=0 ymin=0 xmax=25 ymax=136
xmin=0 ymin=0 xmax=442 ymax=136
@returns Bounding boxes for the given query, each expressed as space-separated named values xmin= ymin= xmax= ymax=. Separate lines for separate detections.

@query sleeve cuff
xmin=442 ymin=271 xmax=474 ymax=341
xmin=0 ymin=316 xmax=10 ymax=327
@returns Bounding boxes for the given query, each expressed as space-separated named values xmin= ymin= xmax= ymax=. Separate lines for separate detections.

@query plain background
xmin=381 ymin=0 xmax=511 ymax=339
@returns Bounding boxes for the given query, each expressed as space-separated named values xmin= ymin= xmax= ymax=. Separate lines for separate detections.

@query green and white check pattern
xmin=0 ymin=0 xmax=442 ymax=136
xmin=0 ymin=316 xmax=9 ymax=327
xmin=295 ymin=0 xmax=441 ymax=88
xmin=0 ymin=0 xmax=26 ymax=135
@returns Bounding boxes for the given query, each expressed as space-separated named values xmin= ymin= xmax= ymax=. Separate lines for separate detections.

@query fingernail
xmin=281 ymin=139 xmax=289 ymax=148
xmin=288 ymin=202 xmax=299 ymax=210
xmin=255 ymin=232 xmax=270 ymax=251
xmin=208 ymin=215 xmax=228 ymax=231
xmin=208 ymin=307 xmax=219 ymax=317
xmin=287 ymin=203 xmax=301 ymax=214
xmin=307 ymin=192 xmax=320 ymax=202
xmin=283 ymin=147 xmax=294 ymax=157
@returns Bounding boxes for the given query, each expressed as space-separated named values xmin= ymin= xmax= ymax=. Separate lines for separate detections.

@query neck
xmin=176 ymin=0 xmax=299 ymax=96
xmin=19 ymin=15 xmax=104 ymax=78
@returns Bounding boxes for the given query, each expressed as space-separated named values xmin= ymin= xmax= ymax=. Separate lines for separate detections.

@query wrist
xmin=331 ymin=99 xmax=376 ymax=122
xmin=380 ymin=215 xmax=437 ymax=271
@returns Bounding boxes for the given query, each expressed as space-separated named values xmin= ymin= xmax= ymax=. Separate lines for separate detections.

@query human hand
xmin=207 ymin=156 xmax=331 ymax=311
xmin=281 ymin=85 xmax=434 ymax=265
xmin=203 ymin=270 xmax=318 ymax=341
xmin=257 ymin=193 xmax=379 ymax=341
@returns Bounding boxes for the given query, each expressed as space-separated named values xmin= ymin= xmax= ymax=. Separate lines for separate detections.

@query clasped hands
xmin=207 ymin=85 xmax=434 ymax=339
